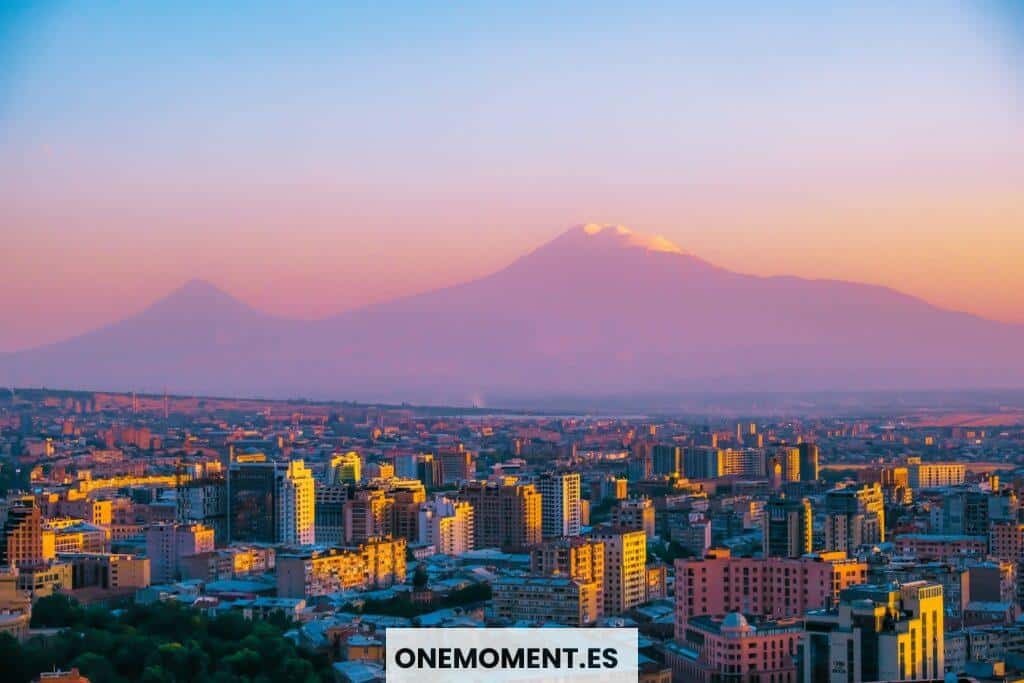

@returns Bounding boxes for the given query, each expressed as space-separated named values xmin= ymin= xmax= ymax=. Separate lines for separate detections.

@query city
xmin=4 ymin=2 xmax=1024 ymax=682
xmin=3 ymin=389 xmax=1024 ymax=681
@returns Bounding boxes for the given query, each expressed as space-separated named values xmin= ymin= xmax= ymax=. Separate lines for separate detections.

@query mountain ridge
xmin=3 ymin=224 xmax=1023 ymax=403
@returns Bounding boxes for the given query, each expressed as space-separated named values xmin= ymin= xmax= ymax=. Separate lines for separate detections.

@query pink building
xmin=894 ymin=533 xmax=987 ymax=561
xmin=674 ymin=548 xmax=866 ymax=638
xmin=666 ymin=612 xmax=804 ymax=683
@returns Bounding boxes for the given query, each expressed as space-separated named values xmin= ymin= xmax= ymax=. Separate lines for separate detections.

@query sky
xmin=2 ymin=1 xmax=1023 ymax=351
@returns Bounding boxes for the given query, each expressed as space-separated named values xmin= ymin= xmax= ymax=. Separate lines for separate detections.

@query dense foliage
xmin=1 ymin=595 xmax=334 ymax=683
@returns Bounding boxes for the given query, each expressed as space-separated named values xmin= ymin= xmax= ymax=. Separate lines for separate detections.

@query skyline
xmin=3 ymin=2 xmax=1024 ymax=351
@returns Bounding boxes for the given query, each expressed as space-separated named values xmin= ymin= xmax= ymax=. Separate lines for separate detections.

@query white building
xmin=418 ymin=495 xmax=474 ymax=556
xmin=537 ymin=471 xmax=581 ymax=538
xmin=279 ymin=460 xmax=316 ymax=546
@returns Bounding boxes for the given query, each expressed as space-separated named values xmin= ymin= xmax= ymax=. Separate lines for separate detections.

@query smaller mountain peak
xmin=569 ymin=223 xmax=686 ymax=255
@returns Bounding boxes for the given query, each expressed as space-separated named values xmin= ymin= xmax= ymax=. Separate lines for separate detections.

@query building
xmin=329 ymin=452 xmax=362 ymax=485
xmin=906 ymin=459 xmax=966 ymax=490
xmin=778 ymin=447 xmax=801 ymax=483
xmin=0 ymin=566 xmax=31 ymax=641
xmin=279 ymin=460 xmax=315 ymax=546
xmin=492 ymin=576 xmax=601 ymax=626
xmin=314 ymin=484 xmax=349 ymax=546
xmin=667 ymin=613 xmax=803 ymax=683
xmin=719 ymin=448 xmax=765 ymax=478
xmin=763 ymin=496 xmax=812 ymax=558
xmin=611 ymin=498 xmax=656 ymax=539
xmin=63 ymin=552 xmax=151 ymax=590
xmin=592 ymin=527 xmax=647 ymax=616
xmin=893 ymin=533 xmax=987 ymax=562
xmin=536 ymin=472 xmax=581 ymax=538
xmin=652 ymin=445 xmax=682 ymax=477
xmin=674 ymin=549 xmax=868 ymax=633
xmin=798 ymin=442 xmax=820 ymax=482
xmin=177 ymin=476 xmax=228 ymax=546
xmin=276 ymin=537 xmax=406 ymax=598
xmin=823 ymin=483 xmax=885 ymax=552
xmin=530 ymin=536 xmax=605 ymax=617
xmin=1 ymin=496 xmax=54 ymax=568
xmin=227 ymin=457 xmax=279 ymax=543
xmin=684 ymin=447 xmax=723 ymax=480
xmin=145 ymin=523 xmax=215 ymax=583
xmin=179 ymin=546 xmax=275 ymax=581
xmin=803 ymin=581 xmax=945 ymax=683
xmin=455 ymin=480 xmax=542 ymax=553
xmin=418 ymin=495 xmax=474 ymax=556
xmin=345 ymin=488 xmax=392 ymax=544
xmin=438 ymin=446 xmax=475 ymax=484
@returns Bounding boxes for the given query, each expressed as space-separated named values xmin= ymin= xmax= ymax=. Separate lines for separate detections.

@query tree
xmin=30 ymin=594 xmax=83 ymax=628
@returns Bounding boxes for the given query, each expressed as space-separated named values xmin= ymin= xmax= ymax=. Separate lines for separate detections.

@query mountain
xmin=3 ymin=224 xmax=1024 ymax=405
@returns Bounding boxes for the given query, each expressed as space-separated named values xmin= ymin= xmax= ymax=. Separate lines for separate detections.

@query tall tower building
xmin=537 ymin=472 xmax=581 ymax=538
xmin=763 ymin=496 xmax=812 ymax=558
xmin=1 ymin=496 xmax=54 ymax=568
xmin=456 ymin=480 xmax=542 ymax=553
xmin=780 ymin=447 xmax=801 ymax=483
xmin=591 ymin=527 xmax=647 ymax=616
xmin=798 ymin=443 xmax=820 ymax=482
xmin=345 ymin=488 xmax=393 ymax=544
xmin=280 ymin=460 xmax=315 ymax=546
xmin=418 ymin=495 xmax=475 ymax=556
xmin=228 ymin=458 xmax=315 ymax=545
xmin=652 ymin=445 xmax=682 ymax=477
xmin=824 ymin=483 xmax=885 ymax=552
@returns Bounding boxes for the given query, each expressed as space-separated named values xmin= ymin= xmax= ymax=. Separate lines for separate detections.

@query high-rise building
xmin=798 ymin=442 xmax=820 ymax=482
xmin=345 ymin=488 xmax=392 ymax=544
xmin=803 ymin=582 xmax=944 ymax=683
xmin=390 ymin=483 xmax=426 ymax=542
xmin=416 ymin=454 xmax=443 ymax=489
xmin=823 ymin=483 xmax=885 ymax=552
xmin=418 ymin=495 xmax=474 ymax=556
xmin=780 ymin=447 xmax=801 ymax=483
xmin=438 ymin=446 xmax=475 ymax=484
xmin=177 ymin=476 xmax=228 ymax=546
xmin=611 ymin=498 xmax=656 ymax=539
xmin=592 ymin=527 xmax=647 ymax=616
xmin=1 ymin=496 xmax=54 ymax=568
xmin=456 ymin=480 xmax=542 ymax=553
xmin=652 ymin=445 xmax=682 ymax=477
xmin=279 ymin=460 xmax=315 ymax=546
xmin=146 ymin=522 xmax=215 ymax=583
xmin=683 ymin=447 xmax=723 ymax=480
xmin=530 ymin=536 xmax=605 ymax=618
xmin=314 ymin=484 xmax=349 ymax=546
xmin=537 ymin=472 xmax=581 ymax=538
xmin=227 ymin=458 xmax=279 ymax=544
xmin=227 ymin=458 xmax=315 ymax=545
xmin=329 ymin=451 xmax=362 ymax=485
xmin=763 ymin=495 xmax=812 ymax=558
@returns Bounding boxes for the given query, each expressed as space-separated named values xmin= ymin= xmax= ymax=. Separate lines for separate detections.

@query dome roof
xmin=721 ymin=612 xmax=752 ymax=632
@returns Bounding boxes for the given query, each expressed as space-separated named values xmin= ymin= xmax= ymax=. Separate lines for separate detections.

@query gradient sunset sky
xmin=2 ymin=1 xmax=1023 ymax=351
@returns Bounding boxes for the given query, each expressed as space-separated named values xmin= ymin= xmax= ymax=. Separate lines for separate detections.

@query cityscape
xmin=3 ymin=388 xmax=1024 ymax=681
xmin=4 ymin=2 xmax=1024 ymax=682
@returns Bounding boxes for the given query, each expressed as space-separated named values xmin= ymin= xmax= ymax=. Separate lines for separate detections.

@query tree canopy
xmin=3 ymin=596 xmax=334 ymax=683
